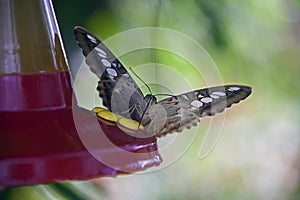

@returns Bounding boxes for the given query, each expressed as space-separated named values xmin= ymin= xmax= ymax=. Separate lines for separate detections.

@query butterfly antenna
xmin=129 ymin=67 xmax=152 ymax=94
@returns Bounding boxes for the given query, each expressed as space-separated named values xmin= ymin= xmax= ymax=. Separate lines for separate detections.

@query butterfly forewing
xmin=74 ymin=26 xmax=115 ymax=77
xmin=74 ymin=26 xmax=148 ymax=121
xmin=142 ymin=85 xmax=251 ymax=137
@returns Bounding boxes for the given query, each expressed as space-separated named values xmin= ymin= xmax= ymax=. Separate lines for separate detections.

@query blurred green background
xmin=47 ymin=0 xmax=300 ymax=199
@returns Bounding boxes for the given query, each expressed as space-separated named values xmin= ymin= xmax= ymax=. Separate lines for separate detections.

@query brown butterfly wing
xmin=142 ymin=85 xmax=252 ymax=137
xmin=74 ymin=26 xmax=149 ymax=121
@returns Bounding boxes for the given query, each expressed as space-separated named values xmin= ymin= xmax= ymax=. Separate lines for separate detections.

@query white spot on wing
xmin=197 ymin=93 xmax=204 ymax=98
xmin=106 ymin=68 xmax=117 ymax=77
xmin=181 ymin=95 xmax=189 ymax=100
xmin=101 ymin=59 xmax=111 ymax=67
xmin=201 ymin=97 xmax=213 ymax=103
xmin=191 ymin=100 xmax=203 ymax=108
xmin=210 ymin=94 xmax=220 ymax=99
xmin=117 ymin=63 xmax=122 ymax=68
xmin=122 ymin=73 xmax=130 ymax=78
xmin=95 ymin=47 xmax=107 ymax=58
xmin=87 ymin=34 xmax=97 ymax=43
xmin=211 ymin=91 xmax=226 ymax=96
xmin=228 ymin=87 xmax=240 ymax=91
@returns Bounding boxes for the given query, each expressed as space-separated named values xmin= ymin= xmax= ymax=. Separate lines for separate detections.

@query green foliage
xmin=0 ymin=182 xmax=106 ymax=200
xmin=50 ymin=0 xmax=300 ymax=199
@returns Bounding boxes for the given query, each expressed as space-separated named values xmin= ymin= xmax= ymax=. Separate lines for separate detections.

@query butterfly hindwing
xmin=74 ymin=26 xmax=148 ymax=121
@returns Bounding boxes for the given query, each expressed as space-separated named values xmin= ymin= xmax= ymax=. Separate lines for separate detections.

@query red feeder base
xmin=0 ymin=72 xmax=161 ymax=186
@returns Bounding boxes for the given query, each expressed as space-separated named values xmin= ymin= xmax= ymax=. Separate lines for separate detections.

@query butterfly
xmin=74 ymin=26 xmax=252 ymax=137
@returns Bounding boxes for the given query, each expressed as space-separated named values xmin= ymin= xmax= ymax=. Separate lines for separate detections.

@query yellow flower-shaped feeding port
xmin=93 ymin=107 xmax=144 ymax=133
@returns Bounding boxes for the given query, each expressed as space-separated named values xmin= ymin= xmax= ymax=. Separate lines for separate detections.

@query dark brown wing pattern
xmin=142 ymin=85 xmax=251 ymax=137
xmin=74 ymin=26 xmax=149 ymax=121
xmin=74 ymin=26 xmax=252 ymax=137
